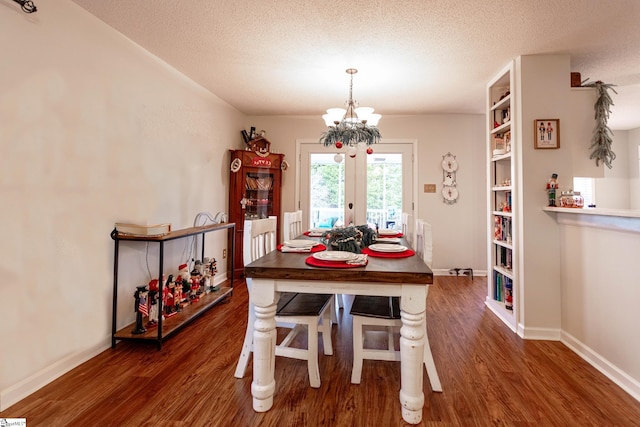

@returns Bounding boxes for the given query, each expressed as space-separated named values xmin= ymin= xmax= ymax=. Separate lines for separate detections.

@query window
xmin=573 ymin=177 xmax=595 ymax=207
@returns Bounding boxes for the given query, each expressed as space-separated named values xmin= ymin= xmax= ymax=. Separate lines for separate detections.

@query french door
xmin=298 ymin=140 xmax=414 ymax=231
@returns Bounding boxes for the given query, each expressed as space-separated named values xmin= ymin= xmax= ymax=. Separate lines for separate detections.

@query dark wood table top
xmin=244 ymin=236 xmax=433 ymax=285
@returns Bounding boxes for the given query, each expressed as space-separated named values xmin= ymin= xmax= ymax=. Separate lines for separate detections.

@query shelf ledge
xmin=543 ymin=207 xmax=640 ymax=234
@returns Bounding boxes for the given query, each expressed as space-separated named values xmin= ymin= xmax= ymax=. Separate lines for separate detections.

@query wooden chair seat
xmin=278 ymin=293 xmax=334 ymax=316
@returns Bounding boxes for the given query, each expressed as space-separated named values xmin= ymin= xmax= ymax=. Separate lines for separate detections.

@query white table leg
xmin=250 ymin=279 xmax=277 ymax=412
xmin=399 ymin=284 xmax=427 ymax=424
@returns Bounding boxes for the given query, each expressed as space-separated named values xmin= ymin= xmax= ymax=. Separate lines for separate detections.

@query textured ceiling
xmin=70 ymin=0 xmax=640 ymax=130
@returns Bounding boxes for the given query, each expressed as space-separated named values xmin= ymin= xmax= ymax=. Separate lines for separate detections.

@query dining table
xmin=243 ymin=233 xmax=434 ymax=424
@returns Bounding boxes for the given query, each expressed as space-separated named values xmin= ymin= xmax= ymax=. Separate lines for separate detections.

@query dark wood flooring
xmin=3 ymin=275 xmax=640 ymax=426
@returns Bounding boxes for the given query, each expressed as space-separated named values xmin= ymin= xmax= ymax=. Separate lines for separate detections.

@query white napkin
xmin=281 ymin=246 xmax=314 ymax=253
xmin=307 ymin=232 xmax=324 ymax=237
xmin=346 ymin=254 xmax=368 ymax=265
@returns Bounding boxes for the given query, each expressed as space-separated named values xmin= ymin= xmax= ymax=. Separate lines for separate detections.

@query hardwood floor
xmin=3 ymin=275 xmax=640 ymax=426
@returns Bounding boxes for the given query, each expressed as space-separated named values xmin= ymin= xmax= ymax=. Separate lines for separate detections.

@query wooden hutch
xmin=228 ymin=143 xmax=284 ymax=276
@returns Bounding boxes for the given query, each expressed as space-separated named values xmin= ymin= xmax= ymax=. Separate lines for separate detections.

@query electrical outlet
xmin=222 ymin=249 xmax=227 ymax=259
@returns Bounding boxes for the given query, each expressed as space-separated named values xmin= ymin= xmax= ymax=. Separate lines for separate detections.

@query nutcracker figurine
xmin=546 ymin=173 xmax=558 ymax=207
xmin=147 ymin=279 xmax=159 ymax=327
xmin=132 ymin=285 xmax=149 ymax=334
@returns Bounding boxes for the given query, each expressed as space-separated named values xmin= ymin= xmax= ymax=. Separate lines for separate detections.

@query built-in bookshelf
xmin=486 ymin=62 xmax=518 ymax=332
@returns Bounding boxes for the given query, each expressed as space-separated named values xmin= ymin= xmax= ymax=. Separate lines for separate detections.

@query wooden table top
xmin=244 ymin=236 xmax=433 ymax=285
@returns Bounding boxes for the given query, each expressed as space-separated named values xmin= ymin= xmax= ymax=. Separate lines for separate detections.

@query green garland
xmin=320 ymin=122 xmax=381 ymax=147
xmin=582 ymin=79 xmax=617 ymax=169
xmin=321 ymin=224 xmax=377 ymax=253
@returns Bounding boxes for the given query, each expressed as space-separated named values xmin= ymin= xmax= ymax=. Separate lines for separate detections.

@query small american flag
xmin=139 ymin=294 xmax=149 ymax=317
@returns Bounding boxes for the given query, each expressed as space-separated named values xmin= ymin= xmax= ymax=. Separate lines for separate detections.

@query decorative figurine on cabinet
xmin=171 ymin=275 xmax=182 ymax=312
xmin=163 ymin=275 xmax=177 ymax=317
xmin=147 ymin=279 xmax=159 ymax=328
xmin=201 ymin=257 xmax=219 ymax=293
xmin=248 ymin=136 xmax=271 ymax=157
xmin=132 ymin=285 xmax=149 ymax=334
xmin=546 ymin=173 xmax=558 ymax=206
xmin=177 ymin=263 xmax=191 ymax=304
xmin=190 ymin=268 xmax=202 ymax=302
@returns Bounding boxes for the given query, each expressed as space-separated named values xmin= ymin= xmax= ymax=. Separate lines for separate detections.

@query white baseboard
xmin=561 ymin=331 xmax=640 ymax=403
xmin=1 ymin=273 xmax=233 ymax=412
xmin=1 ymin=340 xmax=110 ymax=411
xmin=214 ymin=272 xmax=228 ymax=285
xmin=518 ymin=325 xmax=562 ymax=340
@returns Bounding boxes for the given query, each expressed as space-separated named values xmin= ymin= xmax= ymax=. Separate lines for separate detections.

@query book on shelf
xmin=245 ymin=176 xmax=273 ymax=190
xmin=115 ymin=223 xmax=172 ymax=236
xmin=504 ymin=278 xmax=513 ymax=310
xmin=493 ymin=216 xmax=512 ymax=242
xmin=498 ymin=246 xmax=512 ymax=269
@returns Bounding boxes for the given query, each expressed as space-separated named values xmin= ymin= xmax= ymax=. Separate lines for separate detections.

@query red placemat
xmin=377 ymin=232 xmax=403 ymax=238
xmin=277 ymin=243 xmax=326 ymax=253
xmin=362 ymin=247 xmax=415 ymax=258
xmin=305 ymin=256 xmax=367 ymax=268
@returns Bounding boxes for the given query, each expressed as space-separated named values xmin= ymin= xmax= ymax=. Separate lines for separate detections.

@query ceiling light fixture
xmin=320 ymin=68 xmax=381 ymax=150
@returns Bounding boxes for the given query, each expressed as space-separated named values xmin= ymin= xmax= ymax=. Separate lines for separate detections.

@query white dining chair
xmin=235 ymin=217 xmax=334 ymax=388
xmin=349 ymin=220 xmax=441 ymax=392
xmin=401 ymin=212 xmax=414 ymax=248
xmin=284 ymin=209 xmax=344 ymax=322
xmin=283 ymin=210 xmax=303 ymax=241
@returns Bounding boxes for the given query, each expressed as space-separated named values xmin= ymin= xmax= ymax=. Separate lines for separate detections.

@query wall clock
xmin=441 ymin=152 xmax=458 ymax=204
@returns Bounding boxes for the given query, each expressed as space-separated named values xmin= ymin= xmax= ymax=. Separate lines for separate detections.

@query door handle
xmin=348 ymin=203 xmax=353 ymax=210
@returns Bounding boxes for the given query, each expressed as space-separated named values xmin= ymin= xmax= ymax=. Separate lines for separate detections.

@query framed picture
xmin=534 ymin=119 xmax=560 ymax=149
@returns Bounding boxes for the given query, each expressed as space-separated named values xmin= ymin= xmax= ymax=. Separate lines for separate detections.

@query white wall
xmin=0 ymin=1 xmax=244 ymax=409
xmin=246 ymin=114 xmax=487 ymax=273
xmin=558 ymin=214 xmax=640 ymax=400
xmin=630 ymin=128 xmax=640 ymax=209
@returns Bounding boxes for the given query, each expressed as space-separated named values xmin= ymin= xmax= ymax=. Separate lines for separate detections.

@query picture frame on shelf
xmin=534 ymin=119 xmax=560 ymax=149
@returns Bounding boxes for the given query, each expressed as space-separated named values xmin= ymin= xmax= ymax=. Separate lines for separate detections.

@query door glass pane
xmin=366 ymin=153 xmax=402 ymax=230
xmin=309 ymin=153 xmax=345 ymax=229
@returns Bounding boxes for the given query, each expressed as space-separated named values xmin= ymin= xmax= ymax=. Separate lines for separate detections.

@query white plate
xmin=378 ymin=229 xmax=398 ymax=236
xmin=309 ymin=228 xmax=327 ymax=233
xmin=283 ymin=239 xmax=315 ymax=248
xmin=368 ymin=244 xmax=408 ymax=253
xmin=375 ymin=237 xmax=401 ymax=244
xmin=312 ymin=251 xmax=357 ymax=262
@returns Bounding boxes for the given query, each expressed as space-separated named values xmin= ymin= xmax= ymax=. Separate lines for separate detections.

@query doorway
xmin=297 ymin=140 xmax=415 ymax=230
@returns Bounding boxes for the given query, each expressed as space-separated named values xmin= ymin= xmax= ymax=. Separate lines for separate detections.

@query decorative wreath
xmin=230 ymin=158 xmax=242 ymax=173
xmin=321 ymin=225 xmax=377 ymax=253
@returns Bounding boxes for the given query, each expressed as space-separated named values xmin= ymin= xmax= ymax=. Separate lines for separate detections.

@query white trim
xmin=1 ymin=341 xmax=109 ymax=411
xmin=562 ymin=331 xmax=640 ymax=403
xmin=1 ymin=272 xmax=230 ymax=411
xmin=518 ymin=326 xmax=561 ymax=340
xmin=296 ymin=139 xmax=418 ymax=228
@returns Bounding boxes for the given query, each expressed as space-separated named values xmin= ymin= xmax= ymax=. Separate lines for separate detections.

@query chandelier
xmin=320 ymin=68 xmax=382 ymax=149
